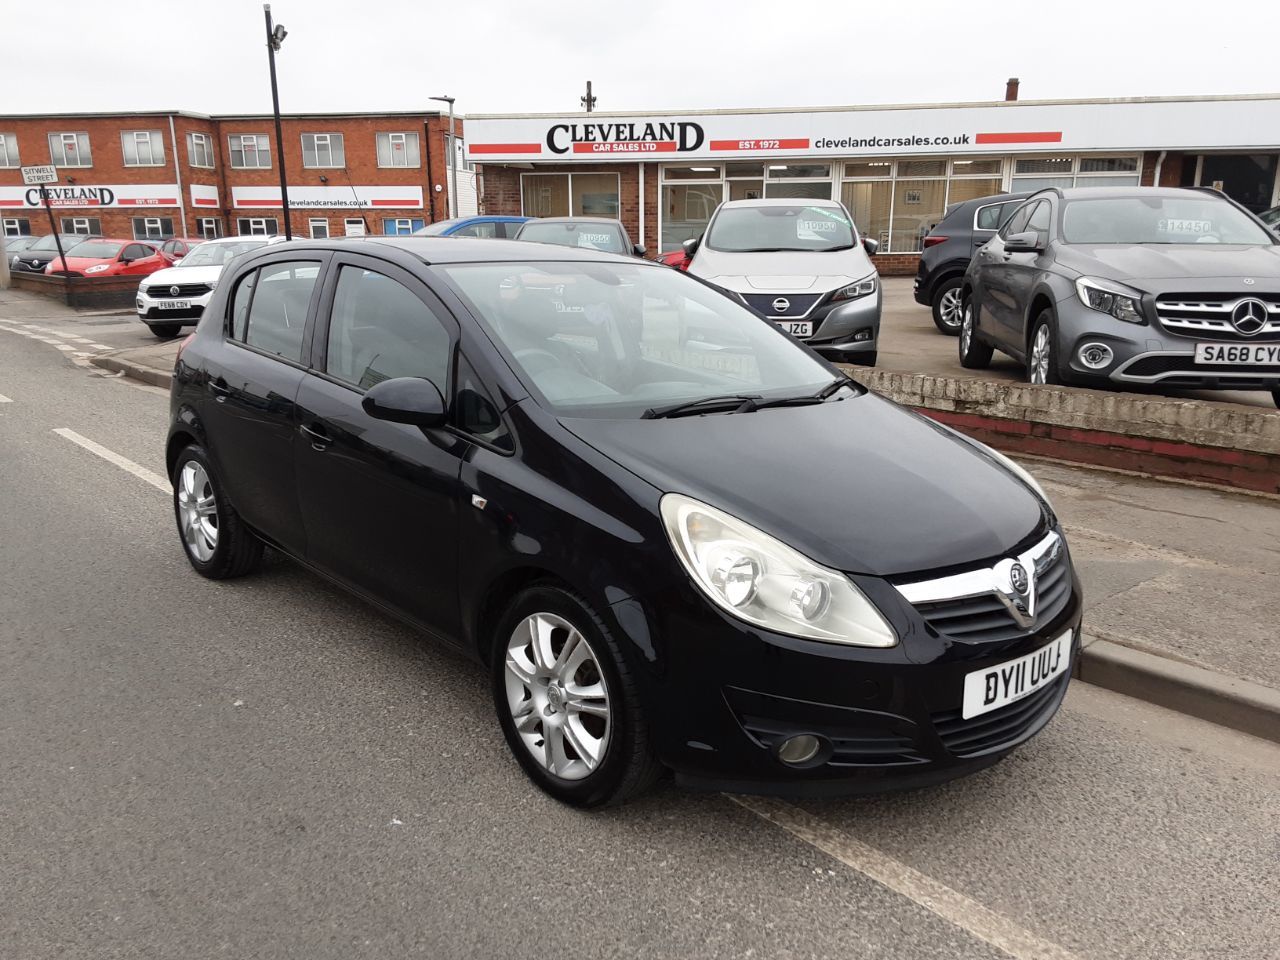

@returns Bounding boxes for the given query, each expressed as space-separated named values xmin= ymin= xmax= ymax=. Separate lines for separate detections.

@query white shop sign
xmin=0 ymin=183 xmax=180 ymax=209
xmin=231 ymin=185 xmax=424 ymax=209
xmin=466 ymin=96 xmax=1280 ymax=162
xmin=191 ymin=184 xmax=220 ymax=209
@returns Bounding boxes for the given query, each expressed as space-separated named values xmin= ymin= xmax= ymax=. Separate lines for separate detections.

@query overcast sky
xmin=9 ymin=0 xmax=1277 ymax=117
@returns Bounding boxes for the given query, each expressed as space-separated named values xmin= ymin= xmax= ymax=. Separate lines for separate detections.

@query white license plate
xmin=776 ymin=320 xmax=812 ymax=338
xmin=1194 ymin=343 xmax=1280 ymax=365
xmin=158 ymin=299 xmax=191 ymax=310
xmin=961 ymin=631 xmax=1072 ymax=720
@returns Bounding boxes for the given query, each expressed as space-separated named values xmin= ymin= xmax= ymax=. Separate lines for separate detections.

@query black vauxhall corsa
xmin=167 ymin=237 xmax=1083 ymax=806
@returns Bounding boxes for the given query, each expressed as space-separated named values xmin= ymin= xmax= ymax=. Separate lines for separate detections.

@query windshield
xmin=31 ymin=235 xmax=71 ymax=252
xmin=179 ymin=240 xmax=266 ymax=267
xmin=5 ymin=236 xmax=36 ymax=250
xmin=64 ymin=240 xmax=122 ymax=259
xmin=416 ymin=220 xmax=458 ymax=236
xmin=1062 ymin=196 xmax=1274 ymax=245
xmin=517 ymin=221 xmax=627 ymax=254
xmin=706 ymin=204 xmax=856 ymax=253
xmin=438 ymin=261 xmax=837 ymax=419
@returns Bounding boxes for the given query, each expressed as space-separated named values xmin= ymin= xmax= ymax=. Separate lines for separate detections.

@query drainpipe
xmin=1152 ymin=150 xmax=1167 ymax=188
xmin=638 ymin=162 xmax=645 ymax=252
xmin=168 ymin=115 xmax=188 ymax=237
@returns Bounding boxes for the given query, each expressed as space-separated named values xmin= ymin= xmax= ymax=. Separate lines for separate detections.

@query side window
xmin=325 ymin=265 xmax=451 ymax=391
xmin=499 ymin=222 xmax=524 ymax=238
xmin=230 ymin=270 xmax=256 ymax=340
xmin=975 ymin=203 xmax=1008 ymax=231
xmin=1026 ymin=201 xmax=1052 ymax=244
xmin=123 ymin=243 xmax=149 ymax=260
xmin=999 ymin=202 xmax=1034 ymax=239
xmin=237 ymin=261 xmax=320 ymax=363
xmin=455 ymin=355 xmax=513 ymax=451
xmin=454 ymin=222 xmax=498 ymax=238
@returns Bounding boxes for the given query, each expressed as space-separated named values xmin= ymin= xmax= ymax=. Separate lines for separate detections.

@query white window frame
xmin=376 ymin=131 xmax=420 ymax=168
xmin=197 ymin=217 xmax=223 ymax=239
xmin=518 ymin=172 xmax=622 ymax=218
xmin=49 ymin=132 xmax=92 ymax=167
xmin=1010 ymin=154 xmax=1142 ymax=191
xmin=237 ymin=217 xmax=279 ymax=236
xmin=302 ymin=132 xmax=345 ymax=169
xmin=0 ymin=133 xmax=19 ymax=168
xmin=131 ymin=216 xmax=174 ymax=240
xmin=343 ymin=218 xmax=367 ymax=236
xmin=187 ymin=132 xmax=215 ymax=169
xmin=382 ymin=218 xmax=424 ymax=236
xmin=3 ymin=217 xmax=32 ymax=236
xmin=60 ymin=217 xmax=101 ymax=235
xmin=308 ymin=218 xmax=330 ymax=239
xmin=122 ymin=130 xmax=165 ymax=167
xmin=229 ymin=134 xmax=272 ymax=169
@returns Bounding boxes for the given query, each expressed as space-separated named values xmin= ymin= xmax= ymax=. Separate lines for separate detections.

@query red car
xmin=657 ymin=248 xmax=692 ymax=270
xmin=45 ymin=238 xmax=171 ymax=278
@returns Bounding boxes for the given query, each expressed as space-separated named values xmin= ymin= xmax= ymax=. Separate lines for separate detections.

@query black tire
xmin=930 ymin=276 xmax=965 ymax=336
xmin=1027 ymin=310 xmax=1066 ymax=385
xmin=148 ymin=323 xmax=182 ymax=338
xmin=1272 ymin=389 xmax=1280 ymax=410
xmin=172 ymin=444 xmax=263 ymax=579
xmin=491 ymin=584 xmax=662 ymax=807
xmin=958 ymin=296 xmax=994 ymax=369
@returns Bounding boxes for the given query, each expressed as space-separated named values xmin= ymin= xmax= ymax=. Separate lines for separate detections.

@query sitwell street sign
xmin=21 ymin=165 xmax=58 ymax=186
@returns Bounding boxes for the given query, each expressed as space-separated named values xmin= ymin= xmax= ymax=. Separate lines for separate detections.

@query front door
xmin=294 ymin=253 xmax=466 ymax=642
xmin=975 ymin=201 xmax=1034 ymax=348
xmin=1000 ymin=199 xmax=1053 ymax=353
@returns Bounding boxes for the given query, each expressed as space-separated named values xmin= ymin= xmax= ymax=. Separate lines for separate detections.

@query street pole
xmin=0 ymin=232 xmax=9 ymax=290
xmin=41 ymin=187 xmax=71 ymax=303
xmin=430 ymin=95 xmax=457 ymax=219
xmin=264 ymin=4 xmax=292 ymax=240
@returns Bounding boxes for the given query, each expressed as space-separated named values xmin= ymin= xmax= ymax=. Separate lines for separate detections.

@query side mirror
xmin=362 ymin=376 xmax=446 ymax=428
xmin=682 ymin=237 xmax=700 ymax=257
xmin=633 ymin=244 xmax=646 ymax=258
xmin=861 ymin=237 xmax=880 ymax=256
xmin=1004 ymin=231 xmax=1043 ymax=253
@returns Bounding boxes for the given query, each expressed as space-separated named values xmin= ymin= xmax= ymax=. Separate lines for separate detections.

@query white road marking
xmin=88 ymin=343 xmax=112 ymax=351
xmin=52 ymin=428 xmax=170 ymax=493
xmin=0 ymin=393 xmax=12 ymax=403
xmin=55 ymin=344 xmax=75 ymax=352
xmin=731 ymin=796 xmax=1082 ymax=960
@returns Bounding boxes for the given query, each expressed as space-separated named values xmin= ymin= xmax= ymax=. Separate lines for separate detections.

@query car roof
xmin=1047 ymin=186 xmax=1219 ymax=201
xmin=521 ymin=217 xmax=623 ymax=226
xmin=266 ymin=236 xmax=650 ymax=266
xmin=955 ymin=192 xmax=1032 ymax=208
xmin=719 ymin=197 xmax=842 ymax=208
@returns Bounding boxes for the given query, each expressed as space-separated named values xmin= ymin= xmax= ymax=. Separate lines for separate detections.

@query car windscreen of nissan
xmin=705 ymin=204 xmax=856 ymax=252
xmin=516 ymin=221 xmax=627 ymax=254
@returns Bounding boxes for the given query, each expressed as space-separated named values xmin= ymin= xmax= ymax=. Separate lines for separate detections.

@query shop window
xmin=309 ymin=218 xmax=330 ymax=239
xmin=377 ymin=132 xmax=420 ymax=167
xmin=132 ymin=217 xmax=174 ymax=240
xmin=728 ymin=180 xmax=763 ymax=201
xmin=237 ymin=217 xmax=279 ymax=236
xmin=229 ymin=135 xmax=271 ymax=169
xmin=197 ymin=218 xmax=223 ymax=239
xmin=663 ymin=166 xmax=721 ymax=179
xmin=946 ymin=178 xmax=1004 ymax=205
xmin=768 ymin=163 xmax=831 ymax=179
xmin=765 ymin=182 xmax=832 ymax=200
xmin=522 ymin=174 xmax=570 ymax=217
xmin=302 ymin=133 xmax=345 ymax=168
xmin=60 ymin=217 xmax=101 ymax=235
xmin=570 ymin=173 xmax=620 ymax=216
xmin=0 ymin=133 xmax=19 ymax=168
xmin=661 ymin=183 xmax=721 ymax=248
xmin=725 ymin=162 xmax=764 ymax=178
xmin=950 ymin=158 xmax=1002 ymax=176
xmin=49 ymin=132 xmax=92 ymax=167
xmin=1078 ymin=157 xmax=1139 ymax=173
xmin=898 ymin=159 xmax=946 ymax=177
xmin=890 ymin=179 xmax=947 ymax=252
xmin=3 ymin=218 xmax=32 ymax=236
xmin=842 ymin=181 xmax=892 ymax=249
xmin=1015 ymin=157 xmax=1073 ymax=176
xmin=122 ymin=130 xmax=165 ymax=166
xmin=187 ymin=132 xmax=215 ymax=168
xmin=520 ymin=173 xmax=620 ymax=219
xmin=844 ymin=160 xmax=894 ymax=179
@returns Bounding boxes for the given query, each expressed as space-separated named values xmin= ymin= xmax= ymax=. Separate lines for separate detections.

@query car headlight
xmin=84 ymin=263 xmax=110 ymax=274
xmin=830 ymin=275 xmax=877 ymax=302
xmin=1075 ymin=276 xmax=1145 ymax=324
xmin=660 ymin=493 xmax=896 ymax=647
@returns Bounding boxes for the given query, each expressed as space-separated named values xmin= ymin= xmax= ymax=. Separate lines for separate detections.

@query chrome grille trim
xmin=895 ymin=531 xmax=1060 ymax=606
xmin=1156 ymin=295 xmax=1280 ymax=339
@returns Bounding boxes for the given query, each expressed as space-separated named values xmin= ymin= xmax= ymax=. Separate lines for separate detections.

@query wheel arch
xmin=1026 ymin=290 xmax=1058 ymax=352
xmin=472 ymin=565 xmax=577 ymax=666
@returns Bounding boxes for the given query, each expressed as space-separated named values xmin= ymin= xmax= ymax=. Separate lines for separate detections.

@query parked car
xmin=686 ymin=198 xmax=881 ymax=364
xmin=415 ymin=215 xmax=530 ymax=238
xmin=167 ymin=236 xmax=1080 ymax=806
xmin=45 ymin=238 xmax=167 ymax=278
xmin=914 ymin=192 xmax=1032 ymax=334
xmin=657 ymin=249 xmax=691 ymax=270
xmin=4 ymin=234 xmax=41 ymax=265
xmin=1260 ymin=204 xmax=1280 ymax=233
xmin=11 ymin=233 xmax=100 ymax=273
xmin=138 ymin=236 xmax=284 ymax=338
xmin=514 ymin=217 xmax=645 ymax=257
xmin=960 ymin=186 xmax=1280 ymax=408
xmin=156 ymin=237 xmax=205 ymax=262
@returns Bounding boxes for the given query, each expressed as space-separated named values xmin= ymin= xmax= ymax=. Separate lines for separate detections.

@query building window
xmin=377 ymin=132 xmax=420 ymax=167
xmin=343 ymin=218 xmax=367 ymax=236
xmin=187 ymin=132 xmax=215 ymax=168
xmin=302 ymin=133 xmax=345 ymax=168
xmin=520 ymin=173 xmax=621 ymax=218
xmin=198 ymin=217 xmax=223 ymax=239
xmin=229 ymin=134 xmax=271 ymax=169
xmin=1012 ymin=155 xmax=1140 ymax=193
xmin=60 ymin=217 xmax=102 ymax=235
xmin=132 ymin=217 xmax=175 ymax=240
xmin=0 ymin=133 xmax=19 ymax=168
xmin=122 ymin=130 xmax=165 ymax=166
xmin=382 ymin=218 xmax=425 ymax=235
xmin=49 ymin=132 xmax=92 ymax=167
xmin=237 ymin=217 xmax=279 ymax=236
xmin=308 ymin=218 xmax=330 ymax=239
xmin=3 ymin=218 xmax=32 ymax=236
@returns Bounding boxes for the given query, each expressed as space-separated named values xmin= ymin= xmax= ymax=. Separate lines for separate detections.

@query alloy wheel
xmin=960 ymin=304 xmax=974 ymax=354
xmin=503 ymin=612 xmax=612 ymax=780
xmin=1030 ymin=324 xmax=1052 ymax=384
xmin=939 ymin=287 xmax=963 ymax=330
xmin=177 ymin=461 xmax=218 ymax=562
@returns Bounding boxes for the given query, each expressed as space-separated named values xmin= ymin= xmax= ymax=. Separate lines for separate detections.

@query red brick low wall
xmin=11 ymin=272 xmax=140 ymax=309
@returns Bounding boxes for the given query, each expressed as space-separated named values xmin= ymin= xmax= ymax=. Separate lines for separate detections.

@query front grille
xmin=932 ymin=672 xmax=1068 ymax=757
xmin=1155 ymin=293 xmax=1280 ymax=341
xmin=1122 ymin=354 xmax=1280 ymax=378
xmin=910 ymin=543 xmax=1072 ymax=650
xmin=144 ymin=282 xmax=211 ymax=297
xmin=741 ymin=293 xmax=823 ymax=318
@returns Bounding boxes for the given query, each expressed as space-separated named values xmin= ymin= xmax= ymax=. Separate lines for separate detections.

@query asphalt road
xmin=2 ymin=321 xmax=1279 ymax=960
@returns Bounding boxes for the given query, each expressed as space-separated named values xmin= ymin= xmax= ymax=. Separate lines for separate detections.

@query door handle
xmin=300 ymin=423 xmax=333 ymax=451
xmin=209 ymin=379 xmax=231 ymax=403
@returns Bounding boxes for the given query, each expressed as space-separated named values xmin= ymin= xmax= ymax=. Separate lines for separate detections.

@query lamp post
xmin=264 ymin=4 xmax=292 ymax=239
xmin=430 ymin=95 xmax=457 ymax=219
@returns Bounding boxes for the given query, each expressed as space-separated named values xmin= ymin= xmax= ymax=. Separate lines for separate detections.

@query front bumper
xmin=136 ymin=287 xmax=213 ymax=323
xmin=624 ymin=542 xmax=1083 ymax=797
xmin=790 ymin=288 xmax=881 ymax=366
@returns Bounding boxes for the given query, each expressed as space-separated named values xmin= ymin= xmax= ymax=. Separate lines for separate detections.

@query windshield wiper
xmin=748 ymin=378 xmax=852 ymax=410
xmin=642 ymin=394 xmax=763 ymax=419
xmin=729 ymin=247 xmax=790 ymax=253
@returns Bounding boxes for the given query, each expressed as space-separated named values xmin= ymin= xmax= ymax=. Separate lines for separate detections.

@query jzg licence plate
xmin=776 ymin=320 xmax=812 ymax=338
xmin=1194 ymin=343 xmax=1280 ymax=365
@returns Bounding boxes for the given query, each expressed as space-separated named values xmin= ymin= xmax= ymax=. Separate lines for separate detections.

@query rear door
xmin=294 ymin=251 xmax=467 ymax=642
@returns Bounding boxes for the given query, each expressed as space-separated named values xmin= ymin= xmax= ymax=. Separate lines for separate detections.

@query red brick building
xmin=0 ymin=110 xmax=467 ymax=242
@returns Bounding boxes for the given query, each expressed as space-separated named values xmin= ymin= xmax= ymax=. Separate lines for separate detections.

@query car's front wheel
xmin=492 ymin=585 xmax=661 ymax=807
xmin=172 ymin=444 xmax=264 ymax=579
xmin=148 ymin=323 xmax=182 ymax=338
xmin=1028 ymin=311 xmax=1064 ymax=385
xmin=931 ymin=277 xmax=964 ymax=335
xmin=958 ymin=298 xmax=994 ymax=369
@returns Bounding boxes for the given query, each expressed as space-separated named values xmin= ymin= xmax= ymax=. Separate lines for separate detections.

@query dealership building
xmin=467 ymin=92 xmax=1280 ymax=272
xmin=0 ymin=110 xmax=472 ymax=242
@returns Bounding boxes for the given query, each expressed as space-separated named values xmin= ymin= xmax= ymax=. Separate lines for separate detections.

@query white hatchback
xmin=137 ymin=236 xmax=286 ymax=337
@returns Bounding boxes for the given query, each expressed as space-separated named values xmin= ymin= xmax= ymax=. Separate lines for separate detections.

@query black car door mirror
xmin=362 ymin=376 xmax=447 ymax=428
xmin=1003 ymin=231 xmax=1043 ymax=253
xmin=862 ymin=237 xmax=880 ymax=256
xmin=633 ymin=243 xmax=646 ymax=258
xmin=682 ymin=237 xmax=700 ymax=257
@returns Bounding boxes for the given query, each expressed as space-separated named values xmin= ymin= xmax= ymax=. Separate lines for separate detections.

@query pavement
xmin=1 ymin=319 xmax=1278 ymax=960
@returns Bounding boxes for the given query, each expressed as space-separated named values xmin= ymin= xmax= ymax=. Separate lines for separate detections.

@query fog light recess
xmin=1078 ymin=342 xmax=1114 ymax=370
xmin=853 ymin=328 xmax=872 ymax=342
xmin=776 ymin=734 xmax=823 ymax=766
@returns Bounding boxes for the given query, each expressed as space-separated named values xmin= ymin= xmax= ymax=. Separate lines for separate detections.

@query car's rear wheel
xmin=148 ymin=323 xmax=182 ymax=338
xmin=958 ymin=298 xmax=994 ymax=369
xmin=931 ymin=277 xmax=964 ymax=335
xmin=492 ymin=585 xmax=661 ymax=807
xmin=1028 ymin=311 xmax=1064 ymax=385
xmin=172 ymin=444 xmax=263 ymax=579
